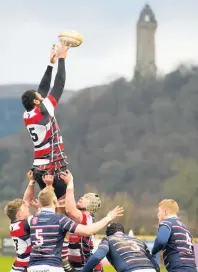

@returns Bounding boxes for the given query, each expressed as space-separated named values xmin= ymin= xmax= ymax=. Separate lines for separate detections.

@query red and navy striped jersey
xmin=159 ymin=217 xmax=196 ymax=271
xmin=10 ymin=220 xmax=31 ymax=272
xmin=28 ymin=208 xmax=78 ymax=267
xmin=23 ymin=94 xmax=66 ymax=167
xmin=68 ymin=211 xmax=102 ymax=271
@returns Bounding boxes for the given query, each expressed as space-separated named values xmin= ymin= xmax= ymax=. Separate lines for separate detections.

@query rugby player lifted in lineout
xmin=21 ymin=43 xmax=68 ymax=205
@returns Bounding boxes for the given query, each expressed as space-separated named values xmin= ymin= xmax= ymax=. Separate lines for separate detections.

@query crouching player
xmin=60 ymin=170 xmax=103 ymax=271
xmin=82 ymin=223 xmax=159 ymax=272
xmin=4 ymin=171 xmax=60 ymax=272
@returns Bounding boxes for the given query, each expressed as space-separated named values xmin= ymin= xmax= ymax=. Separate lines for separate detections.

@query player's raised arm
xmin=37 ymin=45 xmax=58 ymax=97
xmin=60 ymin=170 xmax=83 ymax=223
xmin=60 ymin=207 xmax=123 ymax=237
xmin=49 ymin=44 xmax=67 ymax=104
xmin=42 ymin=174 xmax=55 ymax=191
xmin=82 ymin=238 xmax=110 ymax=272
xmin=74 ymin=206 xmax=123 ymax=236
xmin=23 ymin=171 xmax=36 ymax=206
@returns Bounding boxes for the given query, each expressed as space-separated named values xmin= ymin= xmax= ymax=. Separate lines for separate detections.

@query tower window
xmin=144 ymin=15 xmax=150 ymax=22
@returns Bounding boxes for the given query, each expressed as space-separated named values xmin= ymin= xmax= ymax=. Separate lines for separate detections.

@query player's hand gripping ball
xmin=58 ymin=30 xmax=83 ymax=47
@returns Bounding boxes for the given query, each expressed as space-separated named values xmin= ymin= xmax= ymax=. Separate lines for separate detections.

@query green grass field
xmin=0 ymin=256 xmax=15 ymax=272
xmin=0 ymin=256 xmax=166 ymax=272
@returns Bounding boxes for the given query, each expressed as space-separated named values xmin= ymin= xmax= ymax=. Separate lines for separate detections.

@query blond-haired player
xmin=4 ymin=170 xmax=39 ymax=272
xmin=26 ymin=187 xmax=123 ymax=272
xmin=152 ymin=199 xmax=196 ymax=272
xmin=5 ymin=171 xmax=68 ymax=272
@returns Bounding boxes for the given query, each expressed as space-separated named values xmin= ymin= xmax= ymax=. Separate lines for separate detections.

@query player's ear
xmin=16 ymin=209 xmax=22 ymax=219
xmin=33 ymin=99 xmax=40 ymax=105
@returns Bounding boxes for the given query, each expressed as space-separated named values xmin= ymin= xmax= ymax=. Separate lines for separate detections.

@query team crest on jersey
xmin=32 ymin=217 xmax=38 ymax=225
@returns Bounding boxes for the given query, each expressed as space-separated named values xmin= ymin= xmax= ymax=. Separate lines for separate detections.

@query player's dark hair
xmin=21 ymin=90 xmax=37 ymax=111
xmin=106 ymin=223 xmax=125 ymax=236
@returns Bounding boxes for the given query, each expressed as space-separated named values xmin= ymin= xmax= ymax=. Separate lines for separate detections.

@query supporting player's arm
xmin=60 ymin=206 xmax=123 ymax=236
xmin=42 ymin=175 xmax=55 ymax=191
xmin=37 ymin=45 xmax=57 ymax=97
xmin=152 ymin=225 xmax=171 ymax=255
xmin=60 ymin=171 xmax=83 ymax=223
xmin=27 ymin=175 xmax=55 ymax=211
xmin=23 ymin=171 xmax=36 ymax=206
xmin=75 ymin=206 xmax=123 ymax=236
xmin=82 ymin=238 xmax=109 ymax=272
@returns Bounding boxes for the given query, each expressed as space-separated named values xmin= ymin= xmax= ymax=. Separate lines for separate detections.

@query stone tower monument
xmin=134 ymin=4 xmax=157 ymax=79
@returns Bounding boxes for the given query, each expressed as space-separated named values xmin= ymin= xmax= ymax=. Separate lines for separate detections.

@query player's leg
xmin=31 ymin=164 xmax=67 ymax=199
xmin=53 ymin=172 xmax=67 ymax=199
xmin=50 ymin=160 xmax=68 ymax=199
xmin=34 ymin=170 xmax=67 ymax=200
xmin=32 ymin=168 xmax=47 ymax=190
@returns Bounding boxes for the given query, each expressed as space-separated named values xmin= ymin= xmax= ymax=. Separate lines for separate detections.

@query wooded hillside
xmin=1 ymin=66 xmax=198 ymax=233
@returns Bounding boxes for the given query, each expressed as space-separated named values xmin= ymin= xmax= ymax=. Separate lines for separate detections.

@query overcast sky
xmin=0 ymin=0 xmax=198 ymax=90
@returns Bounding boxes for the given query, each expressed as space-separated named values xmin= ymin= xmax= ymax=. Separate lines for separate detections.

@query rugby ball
xmin=58 ymin=30 xmax=83 ymax=47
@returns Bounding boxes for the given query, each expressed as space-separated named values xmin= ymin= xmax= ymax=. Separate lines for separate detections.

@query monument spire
xmin=134 ymin=4 xmax=157 ymax=80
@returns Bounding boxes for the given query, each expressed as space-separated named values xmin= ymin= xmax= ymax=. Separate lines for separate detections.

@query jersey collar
xmin=114 ymin=231 xmax=124 ymax=236
xmin=167 ymin=215 xmax=178 ymax=219
xmin=39 ymin=207 xmax=55 ymax=213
